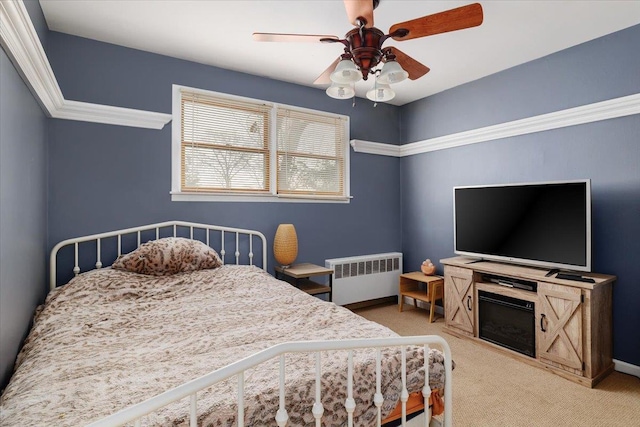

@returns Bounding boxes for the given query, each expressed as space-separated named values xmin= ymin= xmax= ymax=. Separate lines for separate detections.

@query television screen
xmin=454 ymin=180 xmax=591 ymax=272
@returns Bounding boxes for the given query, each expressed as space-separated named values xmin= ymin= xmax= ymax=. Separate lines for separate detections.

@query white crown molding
xmin=350 ymin=93 xmax=640 ymax=157
xmin=350 ymin=139 xmax=402 ymax=157
xmin=0 ymin=0 xmax=63 ymax=113
xmin=0 ymin=0 xmax=171 ymax=130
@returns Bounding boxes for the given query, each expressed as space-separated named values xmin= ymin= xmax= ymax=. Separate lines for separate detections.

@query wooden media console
xmin=441 ymin=256 xmax=615 ymax=388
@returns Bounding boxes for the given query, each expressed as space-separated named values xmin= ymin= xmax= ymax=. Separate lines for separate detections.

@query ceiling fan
xmin=253 ymin=0 xmax=484 ymax=103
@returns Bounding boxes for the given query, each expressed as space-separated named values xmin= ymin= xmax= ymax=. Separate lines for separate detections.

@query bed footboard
xmin=49 ymin=221 xmax=267 ymax=290
xmin=86 ymin=335 xmax=452 ymax=427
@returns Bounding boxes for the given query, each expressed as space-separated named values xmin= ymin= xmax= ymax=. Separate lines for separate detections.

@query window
xmin=180 ymin=92 xmax=271 ymax=193
xmin=277 ymin=109 xmax=346 ymax=197
xmin=172 ymin=85 xmax=350 ymax=202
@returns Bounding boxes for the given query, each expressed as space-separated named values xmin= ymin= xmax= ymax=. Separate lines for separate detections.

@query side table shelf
xmin=297 ymin=278 xmax=332 ymax=297
xmin=399 ymin=272 xmax=444 ymax=323
xmin=275 ymin=263 xmax=333 ymax=302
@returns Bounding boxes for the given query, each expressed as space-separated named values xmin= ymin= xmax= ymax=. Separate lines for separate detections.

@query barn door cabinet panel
xmin=441 ymin=257 xmax=615 ymax=388
xmin=443 ymin=265 xmax=475 ymax=337
xmin=537 ymin=282 xmax=584 ymax=374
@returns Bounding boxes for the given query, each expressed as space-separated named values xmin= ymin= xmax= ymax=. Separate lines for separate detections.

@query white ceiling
xmin=39 ymin=1 xmax=640 ymax=106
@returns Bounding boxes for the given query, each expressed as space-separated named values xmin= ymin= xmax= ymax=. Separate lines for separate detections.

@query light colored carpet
xmin=354 ymin=303 xmax=640 ymax=427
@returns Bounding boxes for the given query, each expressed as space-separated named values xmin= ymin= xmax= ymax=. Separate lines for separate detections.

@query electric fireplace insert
xmin=478 ymin=290 xmax=536 ymax=357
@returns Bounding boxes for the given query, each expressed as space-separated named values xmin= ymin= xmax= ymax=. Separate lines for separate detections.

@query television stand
xmin=441 ymin=256 xmax=615 ymax=388
xmin=465 ymin=258 xmax=486 ymax=265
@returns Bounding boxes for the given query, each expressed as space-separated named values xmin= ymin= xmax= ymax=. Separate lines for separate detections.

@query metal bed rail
xmin=86 ymin=335 xmax=453 ymax=427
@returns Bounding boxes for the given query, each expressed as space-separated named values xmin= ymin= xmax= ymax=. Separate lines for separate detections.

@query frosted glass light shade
xmin=326 ymin=82 xmax=355 ymax=99
xmin=330 ymin=59 xmax=361 ymax=84
xmin=366 ymin=83 xmax=395 ymax=102
xmin=377 ymin=60 xmax=408 ymax=85
xmin=273 ymin=224 xmax=298 ymax=267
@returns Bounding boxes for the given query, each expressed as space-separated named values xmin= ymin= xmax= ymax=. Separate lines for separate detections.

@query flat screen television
xmin=454 ymin=180 xmax=591 ymax=272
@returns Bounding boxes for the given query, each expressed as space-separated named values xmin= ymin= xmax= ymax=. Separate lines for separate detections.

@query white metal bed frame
xmin=50 ymin=220 xmax=268 ymax=290
xmin=48 ymin=221 xmax=453 ymax=427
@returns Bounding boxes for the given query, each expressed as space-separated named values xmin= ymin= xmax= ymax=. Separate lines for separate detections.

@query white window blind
xmin=181 ymin=91 xmax=270 ymax=193
xmin=277 ymin=109 xmax=347 ymax=197
xmin=174 ymin=85 xmax=350 ymax=202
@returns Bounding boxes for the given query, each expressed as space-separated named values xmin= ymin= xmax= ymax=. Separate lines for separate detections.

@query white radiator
xmin=325 ymin=252 xmax=403 ymax=306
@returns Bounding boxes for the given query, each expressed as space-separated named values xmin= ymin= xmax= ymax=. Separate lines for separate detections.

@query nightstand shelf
xmin=297 ymin=278 xmax=332 ymax=296
xmin=399 ymin=272 xmax=444 ymax=323
xmin=275 ymin=263 xmax=333 ymax=301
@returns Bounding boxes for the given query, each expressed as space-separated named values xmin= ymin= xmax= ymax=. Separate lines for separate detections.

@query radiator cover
xmin=325 ymin=252 xmax=403 ymax=306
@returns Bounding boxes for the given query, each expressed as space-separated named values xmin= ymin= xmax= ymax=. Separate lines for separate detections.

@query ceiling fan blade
xmin=313 ymin=57 xmax=341 ymax=85
xmin=343 ymin=0 xmax=374 ymax=27
xmin=389 ymin=3 xmax=483 ymax=41
xmin=387 ymin=47 xmax=430 ymax=80
xmin=252 ymin=33 xmax=339 ymax=43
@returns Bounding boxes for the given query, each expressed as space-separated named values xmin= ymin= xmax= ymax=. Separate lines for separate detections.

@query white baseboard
xmin=411 ymin=300 xmax=445 ymax=316
xmin=614 ymin=359 xmax=640 ymax=378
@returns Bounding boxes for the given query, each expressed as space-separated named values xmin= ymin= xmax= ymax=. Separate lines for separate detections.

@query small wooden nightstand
xmin=399 ymin=272 xmax=444 ymax=323
xmin=274 ymin=263 xmax=333 ymax=302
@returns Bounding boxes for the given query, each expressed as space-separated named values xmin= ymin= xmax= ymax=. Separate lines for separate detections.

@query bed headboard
xmin=50 ymin=221 xmax=267 ymax=290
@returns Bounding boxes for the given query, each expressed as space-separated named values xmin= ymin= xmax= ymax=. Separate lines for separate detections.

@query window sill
xmin=171 ymin=192 xmax=352 ymax=203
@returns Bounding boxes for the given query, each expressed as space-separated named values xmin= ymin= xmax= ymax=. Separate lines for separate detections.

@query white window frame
xmin=171 ymin=85 xmax=351 ymax=203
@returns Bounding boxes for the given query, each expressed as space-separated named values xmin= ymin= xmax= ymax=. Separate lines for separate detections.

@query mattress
xmin=0 ymin=265 xmax=447 ymax=426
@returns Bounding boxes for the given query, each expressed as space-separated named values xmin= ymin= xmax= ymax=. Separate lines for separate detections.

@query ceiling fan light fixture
xmin=326 ymin=82 xmax=355 ymax=99
xmin=366 ymin=83 xmax=395 ymax=102
xmin=330 ymin=59 xmax=361 ymax=84
xmin=377 ymin=60 xmax=409 ymax=85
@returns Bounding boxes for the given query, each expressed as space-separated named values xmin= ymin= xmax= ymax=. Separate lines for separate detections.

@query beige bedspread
xmin=0 ymin=265 xmax=447 ymax=426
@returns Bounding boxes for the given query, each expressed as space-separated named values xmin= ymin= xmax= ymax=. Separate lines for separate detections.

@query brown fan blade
xmin=314 ymin=57 xmax=341 ymax=85
xmin=387 ymin=47 xmax=430 ymax=80
xmin=389 ymin=3 xmax=483 ymax=41
xmin=252 ymin=33 xmax=339 ymax=43
xmin=343 ymin=0 xmax=374 ymax=28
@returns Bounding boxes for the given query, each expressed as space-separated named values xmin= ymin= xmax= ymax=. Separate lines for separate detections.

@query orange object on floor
xmin=382 ymin=389 xmax=443 ymax=423
xmin=430 ymin=389 xmax=444 ymax=416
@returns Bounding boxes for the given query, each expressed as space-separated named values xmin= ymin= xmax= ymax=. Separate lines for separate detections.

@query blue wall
xmin=3 ymin=3 xmax=638 ymax=392
xmin=0 ymin=48 xmax=48 ymax=389
xmin=46 ymin=32 xmax=402 ymax=274
xmin=400 ymin=24 xmax=640 ymax=366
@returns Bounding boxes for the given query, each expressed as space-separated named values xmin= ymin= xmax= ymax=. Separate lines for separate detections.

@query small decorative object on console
xmin=421 ymin=259 xmax=436 ymax=275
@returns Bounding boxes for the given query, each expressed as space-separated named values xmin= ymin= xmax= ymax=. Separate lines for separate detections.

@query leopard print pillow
xmin=112 ymin=237 xmax=222 ymax=276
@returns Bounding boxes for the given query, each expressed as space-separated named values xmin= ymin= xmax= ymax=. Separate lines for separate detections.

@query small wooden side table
xmin=274 ymin=263 xmax=333 ymax=302
xmin=399 ymin=272 xmax=445 ymax=323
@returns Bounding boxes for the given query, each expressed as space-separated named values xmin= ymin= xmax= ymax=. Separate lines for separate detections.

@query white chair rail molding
xmin=350 ymin=93 xmax=640 ymax=157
